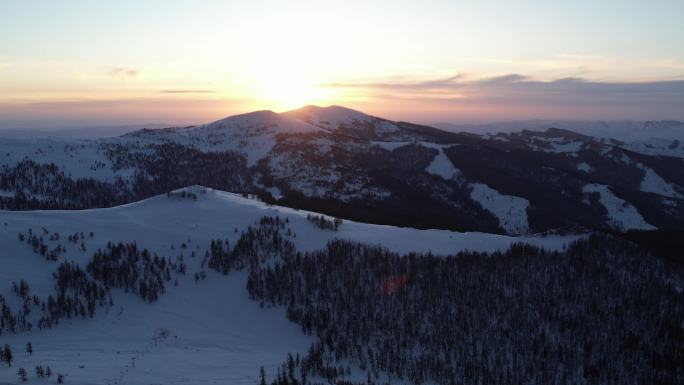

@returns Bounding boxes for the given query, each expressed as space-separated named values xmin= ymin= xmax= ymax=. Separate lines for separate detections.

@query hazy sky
xmin=1 ymin=0 xmax=683 ymax=127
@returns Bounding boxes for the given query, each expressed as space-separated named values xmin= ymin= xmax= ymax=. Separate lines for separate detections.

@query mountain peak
xmin=205 ymin=109 xmax=322 ymax=135
xmin=208 ymin=109 xmax=279 ymax=125
xmin=283 ymin=104 xmax=376 ymax=130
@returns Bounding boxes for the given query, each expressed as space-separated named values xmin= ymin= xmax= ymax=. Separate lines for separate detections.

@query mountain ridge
xmin=1 ymin=105 xmax=683 ymax=235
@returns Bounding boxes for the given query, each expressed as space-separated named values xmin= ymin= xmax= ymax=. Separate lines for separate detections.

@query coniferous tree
xmin=259 ymin=366 xmax=267 ymax=385
xmin=2 ymin=344 xmax=12 ymax=366
xmin=17 ymin=367 xmax=27 ymax=382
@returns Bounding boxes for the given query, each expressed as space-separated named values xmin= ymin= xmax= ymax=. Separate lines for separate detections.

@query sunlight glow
xmin=252 ymin=78 xmax=336 ymax=112
xmin=1 ymin=0 xmax=683 ymax=125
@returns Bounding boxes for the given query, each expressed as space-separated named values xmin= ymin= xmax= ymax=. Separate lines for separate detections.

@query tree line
xmin=199 ymin=217 xmax=684 ymax=385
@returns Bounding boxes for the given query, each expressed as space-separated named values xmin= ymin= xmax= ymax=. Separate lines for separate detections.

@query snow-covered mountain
xmin=1 ymin=106 xmax=683 ymax=235
xmin=0 ymin=186 xmax=577 ymax=385
xmin=282 ymin=105 xmax=402 ymax=138
xmin=127 ymin=110 xmax=324 ymax=166
xmin=435 ymin=119 xmax=684 ymax=158
xmin=434 ymin=119 xmax=684 ymax=141
xmin=0 ymin=129 xmax=682 ymax=384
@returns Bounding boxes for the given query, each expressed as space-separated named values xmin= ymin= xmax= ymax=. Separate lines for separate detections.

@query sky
xmin=1 ymin=0 xmax=683 ymax=128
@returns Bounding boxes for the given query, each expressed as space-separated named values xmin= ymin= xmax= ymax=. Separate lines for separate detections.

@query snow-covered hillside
xmin=284 ymin=105 xmax=399 ymax=134
xmin=637 ymin=164 xmax=683 ymax=199
xmin=469 ymin=183 xmax=530 ymax=235
xmin=437 ymin=120 xmax=684 ymax=158
xmin=435 ymin=119 xmax=684 ymax=142
xmin=126 ymin=110 xmax=325 ymax=166
xmin=0 ymin=137 xmax=123 ymax=181
xmin=425 ymin=148 xmax=461 ymax=180
xmin=582 ymin=184 xmax=656 ymax=231
xmin=284 ymin=105 xmax=374 ymax=130
xmin=284 ymin=105 xmax=402 ymax=138
xmin=0 ymin=186 xmax=579 ymax=385
xmin=1 ymin=105 xmax=682 ymax=234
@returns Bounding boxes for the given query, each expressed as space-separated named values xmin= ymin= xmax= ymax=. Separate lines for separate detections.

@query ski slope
xmin=0 ymin=186 xmax=581 ymax=385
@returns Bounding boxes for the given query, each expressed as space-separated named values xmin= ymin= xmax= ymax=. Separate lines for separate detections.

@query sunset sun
xmin=243 ymin=67 xmax=340 ymax=111
xmin=256 ymin=80 xmax=328 ymax=111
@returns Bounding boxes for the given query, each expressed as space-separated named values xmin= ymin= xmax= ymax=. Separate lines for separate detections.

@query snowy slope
xmin=622 ymin=138 xmax=684 ymax=158
xmin=3 ymin=105 xmax=681 ymax=235
xmin=582 ymin=184 xmax=656 ymax=231
xmin=284 ymin=105 xmax=401 ymax=137
xmin=425 ymin=149 xmax=461 ymax=180
xmin=0 ymin=186 xmax=579 ymax=385
xmin=206 ymin=110 xmax=322 ymax=136
xmin=435 ymin=120 xmax=684 ymax=142
xmin=284 ymin=105 xmax=372 ymax=129
xmin=469 ymin=183 xmax=530 ymax=235
xmin=577 ymin=162 xmax=593 ymax=173
xmin=437 ymin=120 xmax=684 ymax=158
xmin=0 ymin=137 xmax=128 ymax=181
xmin=637 ymin=164 xmax=683 ymax=198
xmin=124 ymin=110 xmax=324 ymax=167
xmin=284 ymin=105 xmax=399 ymax=134
xmin=0 ymin=271 xmax=313 ymax=385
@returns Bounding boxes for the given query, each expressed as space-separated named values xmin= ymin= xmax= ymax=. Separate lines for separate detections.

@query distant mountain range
xmin=0 ymin=124 xmax=171 ymax=139
xmin=1 ymin=105 xmax=683 ymax=235
xmin=434 ymin=119 xmax=684 ymax=141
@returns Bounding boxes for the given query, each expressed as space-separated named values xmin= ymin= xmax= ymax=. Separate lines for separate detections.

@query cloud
xmin=475 ymin=74 xmax=528 ymax=85
xmin=321 ymin=74 xmax=463 ymax=90
xmin=109 ymin=67 xmax=139 ymax=78
xmin=321 ymin=74 xmax=684 ymax=120
xmin=160 ymin=89 xmax=217 ymax=94
xmin=0 ymin=96 xmax=255 ymax=128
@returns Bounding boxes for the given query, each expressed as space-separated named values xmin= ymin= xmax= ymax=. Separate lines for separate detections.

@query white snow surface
xmin=207 ymin=110 xmax=321 ymax=135
xmin=637 ymin=164 xmax=683 ymax=198
xmin=534 ymin=138 xmax=584 ymax=155
xmin=118 ymin=110 xmax=327 ymax=167
xmin=425 ymin=149 xmax=461 ymax=180
xmin=193 ymin=110 xmax=324 ymax=166
xmin=582 ymin=184 xmax=656 ymax=231
xmin=0 ymin=186 xmax=580 ymax=385
xmin=435 ymin=120 xmax=684 ymax=142
xmin=622 ymin=138 xmax=684 ymax=158
xmin=0 ymin=137 xmax=129 ymax=181
xmin=437 ymin=120 xmax=684 ymax=158
xmin=370 ymin=141 xmax=455 ymax=151
xmin=284 ymin=105 xmax=399 ymax=133
xmin=469 ymin=183 xmax=530 ymax=235
xmin=577 ymin=162 xmax=593 ymax=173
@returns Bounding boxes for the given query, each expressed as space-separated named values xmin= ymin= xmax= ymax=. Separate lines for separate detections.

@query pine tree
xmin=259 ymin=366 xmax=267 ymax=385
xmin=26 ymin=341 xmax=33 ymax=356
xmin=17 ymin=367 xmax=27 ymax=382
xmin=2 ymin=344 xmax=12 ymax=366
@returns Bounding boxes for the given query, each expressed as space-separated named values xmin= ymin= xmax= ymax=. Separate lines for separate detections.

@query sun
xmin=236 ymin=64 xmax=338 ymax=111
xmin=255 ymin=78 xmax=334 ymax=111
